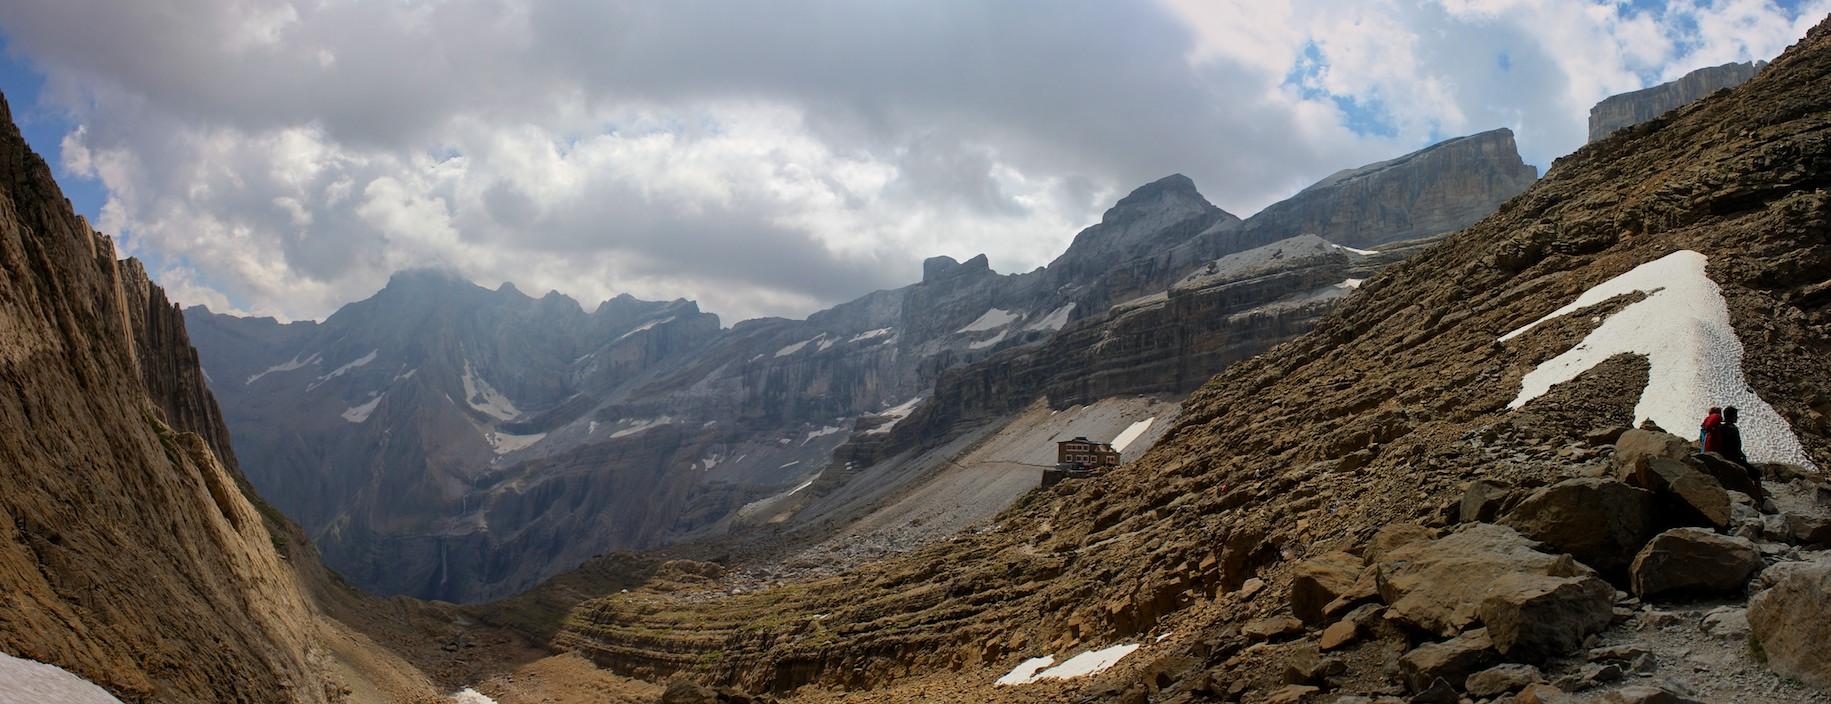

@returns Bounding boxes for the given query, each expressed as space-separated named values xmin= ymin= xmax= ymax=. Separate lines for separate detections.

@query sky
xmin=0 ymin=1 xmax=1824 ymax=323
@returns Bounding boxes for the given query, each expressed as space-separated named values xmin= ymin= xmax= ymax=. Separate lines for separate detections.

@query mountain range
xmin=187 ymin=128 xmax=1538 ymax=602
xmin=3 ymin=15 xmax=1829 ymax=704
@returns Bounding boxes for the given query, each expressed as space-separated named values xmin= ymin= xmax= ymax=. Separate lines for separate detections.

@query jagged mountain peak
xmin=920 ymin=252 xmax=993 ymax=283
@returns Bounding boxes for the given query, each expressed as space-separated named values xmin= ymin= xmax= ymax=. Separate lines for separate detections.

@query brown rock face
xmin=1229 ymin=128 xmax=1538 ymax=249
xmin=1500 ymin=478 xmax=1656 ymax=571
xmin=1399 ymin=628 xmax=1498 ymax=693
xmin=1478 ymin=573 xmax=1616 ymax=659
xmin=1748 ymin=559 xmax=1831 ymax=688
xmin=1628 ymin=528 xmax=1762 ymax=598
xmin=1377 ymin=524 xmax=1590 ymax=636
xmin=1588 ymin=61 xmax=1763 ymax=143
xmin=1289 ymin=551 xmax=1365 ymax=625
xmin=0 ymin=92 xmax=331 ymax=702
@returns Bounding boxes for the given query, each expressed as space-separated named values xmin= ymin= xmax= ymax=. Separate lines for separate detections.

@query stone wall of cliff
xmin=0 ymin=92 xmax=336 ymax=702
xmin=1588 ymin=61 xmax=1763 ymax=142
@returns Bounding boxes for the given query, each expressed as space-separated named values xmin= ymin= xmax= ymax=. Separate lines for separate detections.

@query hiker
xmin=1705 ymin=405 xmax=1749 ymax=466
xmin=1699 ymin=406 xmax=1723 ymax=449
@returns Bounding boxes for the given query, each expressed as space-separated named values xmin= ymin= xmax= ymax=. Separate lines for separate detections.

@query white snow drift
xmin=1499 ymin=250 xmax=1812 ymax=467
xmin=0 ymin=652 xmax=122 ymax=704
xmin=1111 ymin=417 xmax=1155 ymax=452
xmin=995 ymin=643 xmax=1140 ymax=685
xmin=958 ymin=308 xmax=1019 ymax=333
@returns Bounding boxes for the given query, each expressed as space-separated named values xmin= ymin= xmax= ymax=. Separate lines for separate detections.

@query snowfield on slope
xmin=1111 ymin=417 xmax=1155 ymax=452
xmin=995 ymin=643 xmax=1140 ymax=685
xmin=0 ymin=652 xmax=122 ymax=704
xmin=1500 ymin=250 xmax=1812 ymax=467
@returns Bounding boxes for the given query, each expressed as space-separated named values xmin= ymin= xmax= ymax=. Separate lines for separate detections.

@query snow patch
xmin=775 ymin=336 xmax=821 ymax=357
xmin=958 ymin=308 xmax=1018 ymax=333
xmin=849 ymin=327 xmax=894 ymax=343
xmin=1336 ymin=278 xmax=1364 ymax=290
xmin=488 ymin=431 xmax=545 ymax=454
xmin=309 ymin=349 xmax=377 ymax=390
xmin=0 ymin=652 xmax=123 ymax=703
xmin=996 ymin=656 xmax=1056 ymax=686
xmin=341 ymin=393 xmax=384 ymax=424
xmin=785 ymin=474 xmax=818 ymax=495
xmin=864 ymin=396 xmax=922 ymax=435
xmin=462 ymin=361 xmax=521 ymax=420
xmin=802 ymin=426 xmax=843 ymax=445
xmin=700 ymin=453 xmax=723 ymax=471
xmin=968 ymin=329 xmax=1008 ymax=350
xmin=996 ymin=644 xmax=1140 ymax=685
xmin=1111 ymin=418 xmax=1155 ymax=452
xmin=450 ymin=689 xmax=498 ymax=704
xmin=617 ymin=316 xmax=675 ymax=341
xmin=610 ymin=417 xmax=673 ymax=438
xmin=1025 ymin=303 xmax=1075 ymax=332
xmin=245 ymin=352 xmax=320 ymax=385
xmin=1334 ymin=243 xmax=1380 ymax=256
xmin=1500 ymin=250 xmax=1812 ymax=467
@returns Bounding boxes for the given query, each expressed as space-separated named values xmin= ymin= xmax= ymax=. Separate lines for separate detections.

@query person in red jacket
xmin=1699 ymin=406 xmax=1723 ymax=449
xmin=1707 ymin=406 xmax=1749 ymax=467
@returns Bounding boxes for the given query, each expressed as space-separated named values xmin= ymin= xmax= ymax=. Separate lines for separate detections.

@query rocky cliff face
xmin=190 ymin=130 xmax=1538 ymax=603
xmin=1589 ymin=61 xmax=1764 ymax=142
xmin=0 ymin=92 xmax=336 ymax=703
xmin=1226 ymin=128 xmax=1539 ymax=249
xmin=550 ymin=16 xmax=1831 ymax=703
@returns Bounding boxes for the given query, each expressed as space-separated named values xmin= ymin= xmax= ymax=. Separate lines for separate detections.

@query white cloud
xmin=0 ymin=0 xmax=1824 ymax=321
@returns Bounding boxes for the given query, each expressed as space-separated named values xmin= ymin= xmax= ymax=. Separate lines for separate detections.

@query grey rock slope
xmin=1589 ymin=61 xmax=1764 ymax=142
xmin=189 ymin=132 xmax=1538 ymax=602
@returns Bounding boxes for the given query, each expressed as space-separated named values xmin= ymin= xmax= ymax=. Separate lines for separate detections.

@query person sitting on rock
xmin=1699 ymin=406 xmax=1723 ymax=449
xmin=1705 ymin=406 xmax=1748 ymax=466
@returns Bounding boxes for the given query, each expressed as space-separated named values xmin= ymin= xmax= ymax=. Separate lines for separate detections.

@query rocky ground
xmin=534 ymin=16 xmax=1831 ymax=704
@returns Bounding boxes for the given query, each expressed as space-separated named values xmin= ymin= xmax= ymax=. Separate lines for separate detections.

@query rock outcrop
xmin=1588 ymin=61 xmax=1764 ymax=142
xmin=1748 ymin=559 xmax=1831 ymax=688
xmin=0 ymin=91 xmax=329 ymax=703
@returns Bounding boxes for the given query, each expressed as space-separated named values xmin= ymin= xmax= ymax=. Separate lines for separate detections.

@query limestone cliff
xmin=1588 ymin=61 xmax=1763 ymax=143
xmin=0 ymin=91 xmax=332 ymax=703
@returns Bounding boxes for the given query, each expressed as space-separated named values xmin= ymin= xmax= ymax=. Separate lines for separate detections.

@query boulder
xmin=1632 ymin=458 xmax=1732 ymax=528
xmin=1613 ymin=429 xmax=1693 ymax=472
xmin=1281 ymin=644 xmax=1345 ymax=684
xmin=1398 ymin=627 xmax=1496 ymax=693
xmin=1242 ymin=615 xmax=1304 ymax=641
xmin=1479 ymin=573 xmax=1615 ymax=658
xmin=1500 ymin=478 xmax=1655 ymax=570
xmin=1368 ymin=522 xmax=1435 ymax=562
xmin=1377 ymin=524 xmax=1590 ymax=636
xmin=1318 ymin=619 xmax=1358 ymax=651
xmin=1290 ymin=551 xmax=1364 ymax=624
xmin=1460 ymin=479 xmax=1515 ymax=523
xmin=1782 ymin=512 xmax=1831 ymax=545
xmin=1692 ymin=452 xmax=1763 ymax=499
xmin=1699 ymin=606 xmax=1749 ymax=640
xmin=1629 ymin=528 xmax=1761 ymax=598
xmin=1465 ymin=663 xmax=1544 ymax=697
xmin=1748 ymin=560 xmax=1831 ymax=688
xmin=1265 ymin=684 xmax=1319 ymax=704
